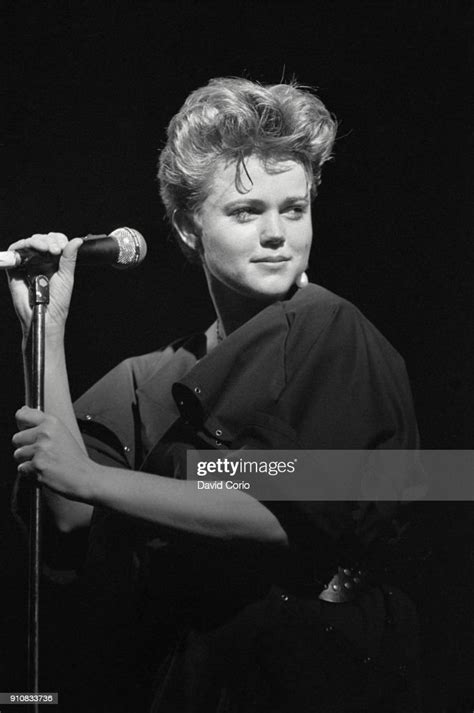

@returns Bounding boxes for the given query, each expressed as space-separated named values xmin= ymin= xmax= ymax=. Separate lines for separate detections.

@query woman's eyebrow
xmin=223 ymin=198 xmax=266 ymax=210
xmin=280 ymin=195 xmax=310 ymax=205
xmin=223 ymin=195 xmax=309 ymax=211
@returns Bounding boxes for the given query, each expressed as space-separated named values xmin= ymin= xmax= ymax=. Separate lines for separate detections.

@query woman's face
xmin=194 ymin=156 xmax=312 ymax=302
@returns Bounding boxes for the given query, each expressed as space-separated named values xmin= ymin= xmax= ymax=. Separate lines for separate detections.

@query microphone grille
xmin=110 ymin=227 xmax=147 ymax=268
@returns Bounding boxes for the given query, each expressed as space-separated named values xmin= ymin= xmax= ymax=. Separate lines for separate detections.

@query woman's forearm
xmin=22 ymin=334 xmax=85 ymax=450
xmin=91 ymin=464 xmax=288 ymax=545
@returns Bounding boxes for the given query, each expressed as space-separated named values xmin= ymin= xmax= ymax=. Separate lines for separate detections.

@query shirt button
xmin=215 ymin=441 xmax=222 ymax=447
xmin=215 ymin=429 xmax=223 ymax=437
xmin=123 ymin=446 xmax=131 ymax=453
xmin=194 ymin=386 xmax=201 ymax=395
xmin=85 ymin=414 xmax=93 ymax=421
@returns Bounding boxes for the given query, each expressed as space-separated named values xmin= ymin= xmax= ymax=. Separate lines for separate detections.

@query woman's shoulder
xmin=283 ymin=283 xmax=404 ymax=364
xmin=286 ymin=282 xmax=362 ymax=319
xmin=281 ymin=282 xmax=365 ymax=337
xmin=73 ymin=333 xmax=205 ymax=463
xmin=74 ymin=332 xmax=205 ymax=413
xmin=124 ymin=331 xmax=206 ymax=386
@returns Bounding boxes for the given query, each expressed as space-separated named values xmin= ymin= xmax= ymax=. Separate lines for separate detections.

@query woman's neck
xmin=205 ymin=271 xmax=275 ymax=339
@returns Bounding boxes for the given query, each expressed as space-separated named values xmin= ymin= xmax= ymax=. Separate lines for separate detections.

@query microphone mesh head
xmin=110 ymin=227 xmax=147 ymax=268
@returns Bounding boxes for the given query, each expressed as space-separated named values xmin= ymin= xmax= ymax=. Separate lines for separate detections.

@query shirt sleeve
xmin=281 ymin=297 xmax=420 ymax=450
xmin=74 ymin=358 xmax=139 ymax=469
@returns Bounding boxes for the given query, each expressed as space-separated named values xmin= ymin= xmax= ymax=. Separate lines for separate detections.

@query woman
xmin=9 ymin=78 xmax=422 ymax=712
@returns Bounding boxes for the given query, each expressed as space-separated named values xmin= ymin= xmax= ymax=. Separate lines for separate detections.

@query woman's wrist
xmin=86 ymin=462 xmax=114 ymax=507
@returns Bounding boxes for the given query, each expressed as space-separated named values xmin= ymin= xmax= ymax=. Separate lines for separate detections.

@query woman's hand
xmin=12 ymin=406 xmax=97 ymax=503
xmin=6 ymin=233 xmax=83 ymax=342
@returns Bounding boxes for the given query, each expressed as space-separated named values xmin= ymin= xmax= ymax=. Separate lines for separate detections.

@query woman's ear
xmin=172 ymin=209 xmax=201 ymax=253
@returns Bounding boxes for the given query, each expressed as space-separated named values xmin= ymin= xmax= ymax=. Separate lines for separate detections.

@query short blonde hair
xmin=158 ymin=77 xmax=336 ymax=257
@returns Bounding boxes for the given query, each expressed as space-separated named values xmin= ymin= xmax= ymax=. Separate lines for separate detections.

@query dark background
xmin=1 ymin=1 xmax=472 ymax=710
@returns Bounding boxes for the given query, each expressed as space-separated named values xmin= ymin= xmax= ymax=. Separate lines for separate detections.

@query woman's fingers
xmin=13 ymin=443 xmax=36 ymax=464
xmin=12 ymin=409 xmax=43 ymax=469
xmin=8 ymin=232 xmax=68 ymax=253
xmin=12 ymin=425 xmax=39 ymax=446
xmin=58 ymin=237 xmax=83 ymax=274
xmin=16 ymin=461 xmax=38 ymax=478
xmin=15 ymin=406 xmax=46 ymax=430
xmin=61 ymin=237 xmax=83 ymax=258
xmin=12 ymin=411 xmax=42 ymax=469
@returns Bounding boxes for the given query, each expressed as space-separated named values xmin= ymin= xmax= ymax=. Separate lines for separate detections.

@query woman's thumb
xmin=59 ymin=238 xmax=83 ymax=273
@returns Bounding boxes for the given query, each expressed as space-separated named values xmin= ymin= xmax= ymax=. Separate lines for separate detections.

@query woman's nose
xmin=259 ymin=212 xmax=285 ymax=247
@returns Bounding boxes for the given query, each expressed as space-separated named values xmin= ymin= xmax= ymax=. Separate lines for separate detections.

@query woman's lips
xmin=251 ymin=256 xmax=291 ymax=263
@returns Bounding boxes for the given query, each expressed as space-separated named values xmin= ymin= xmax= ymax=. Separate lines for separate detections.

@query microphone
xmin=0 ymin=227 xmax=147 ymax=272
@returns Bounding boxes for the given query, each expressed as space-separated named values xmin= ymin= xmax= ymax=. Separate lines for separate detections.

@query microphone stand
xmin=27 ymin=274 xmax=49 ymax=712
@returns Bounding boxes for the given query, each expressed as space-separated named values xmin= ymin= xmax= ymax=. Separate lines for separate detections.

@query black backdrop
xmin=1 ymin=1 xmax=472 ymax=709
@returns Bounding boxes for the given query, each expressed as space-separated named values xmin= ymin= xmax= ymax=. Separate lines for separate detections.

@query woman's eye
xmin=284 ymin=205 xmax=307 ymax=220
xmin=230 ymin=205 xmax=307 ymax=222
xmin=231 ymin=208 xmax=256 ymax=222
